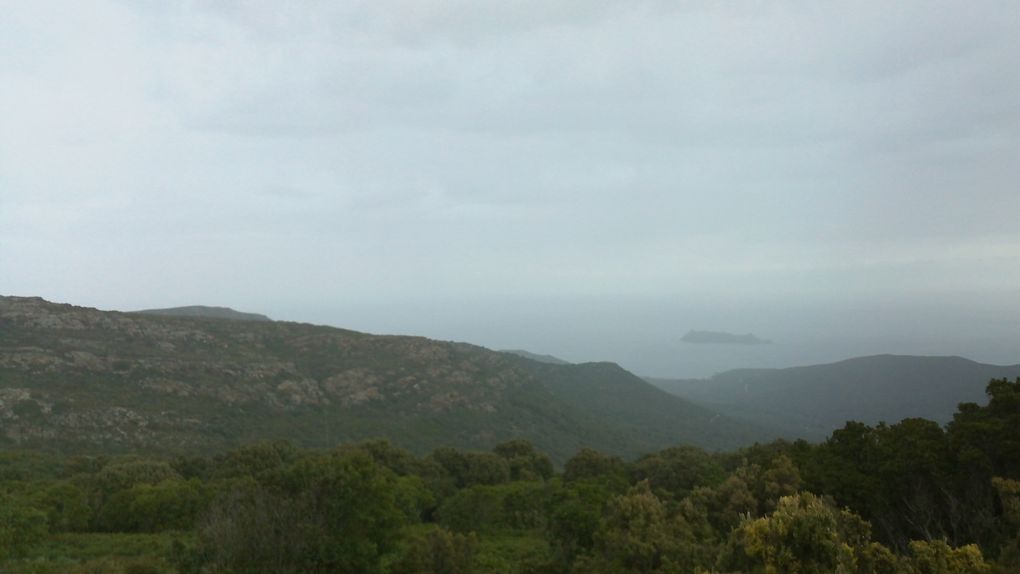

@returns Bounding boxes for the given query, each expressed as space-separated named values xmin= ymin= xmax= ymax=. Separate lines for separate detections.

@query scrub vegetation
xmin=1 ymin=378 xmax=1017 ymax=573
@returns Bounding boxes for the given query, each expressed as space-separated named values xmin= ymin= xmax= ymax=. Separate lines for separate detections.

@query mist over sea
xmin=272 ymin=292 xmax=1020 ymax=379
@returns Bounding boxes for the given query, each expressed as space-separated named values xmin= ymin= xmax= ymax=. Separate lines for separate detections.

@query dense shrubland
xmin=1 ymin=378 xmax=1017 ymax=573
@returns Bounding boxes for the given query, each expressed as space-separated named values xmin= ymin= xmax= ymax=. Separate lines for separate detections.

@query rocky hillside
xmin=0 ymin=296 xmax=762 ymax=461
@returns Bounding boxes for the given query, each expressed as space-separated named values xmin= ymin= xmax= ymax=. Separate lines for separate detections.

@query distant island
xmin=681 ymin=330 xmax=771 ymax=345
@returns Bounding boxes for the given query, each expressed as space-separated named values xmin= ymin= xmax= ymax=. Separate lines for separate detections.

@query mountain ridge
xmin=0 ymin=295 xmax=763 ymax=462
xmin=648 ymin=353 xmax=1020 ymax=440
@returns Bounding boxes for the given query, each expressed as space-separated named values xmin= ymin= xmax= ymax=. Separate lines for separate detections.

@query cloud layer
xmin=2 ymin=1 xmax=1017 ymax=375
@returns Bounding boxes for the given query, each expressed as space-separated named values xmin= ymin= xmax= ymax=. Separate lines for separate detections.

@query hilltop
xmin=134 ymin=305 xmax=272 ymax=322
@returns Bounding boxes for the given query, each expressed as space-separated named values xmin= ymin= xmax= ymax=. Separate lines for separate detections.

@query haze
xmin=2 ymin=1 xmax=1018 ymax=377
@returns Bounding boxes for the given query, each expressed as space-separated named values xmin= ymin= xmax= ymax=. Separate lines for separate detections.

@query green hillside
xmin=510 ymin=358 xmax=774 ymax=454
xmin=0 ymin=296 xmax=761 ymax=462
xmin=650 ymin=354 xmax=1020 ymax=440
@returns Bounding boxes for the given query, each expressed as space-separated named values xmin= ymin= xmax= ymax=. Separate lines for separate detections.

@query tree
xmin=690 ymin=474 xmax=757 ymax=536
xmin=718 ymin=492 xmax=874 ymax=574
xmin=802 ymin=421 xmax=880 ymax=523
xmin=29 ymin=480 xmax=90 ymax=532
xmin=579 ymin=481 xmax=688 ymax=573
xmin=547 ymin=479 xmax=615 ymax=563
xmin=195 ymin=452 xmax=406 ymax=573
xmin=563 ymin=448 xmax=628 ymax=488
xmin=758 ymin=455 xmax=802 ymax=513
xmin=428 ymin=448 xmax=510 ymax=489
xmin=950 ymin=378 xmax=1020 ymax=479
xmin=993 ymin=477 xmax=1020 ymax=570
xmin=493 ymin=439 xmax=554 ymax=481
xmin=873 ymin=419 xmax=954 ymax=547
xmin=388 ymin=526 xmax=477 ymax=574
xmin=631 ymin=446 xmax=725 ymax=500
xmin=124 ymin=479 xmax=210 ymax=534
xmin=439 ymin=481 xmax=548 ymax=533
xmin=904 ymin=540 xmax=991 ymax=574
xmin=209 ymin=440 xmax=299 ymax=480
xmin=83 ymin=459 xmax=182 ymax=531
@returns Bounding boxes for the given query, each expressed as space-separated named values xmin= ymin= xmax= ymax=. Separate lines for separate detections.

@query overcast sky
xmin=2 ymin=1 xmax=1018 ymax=376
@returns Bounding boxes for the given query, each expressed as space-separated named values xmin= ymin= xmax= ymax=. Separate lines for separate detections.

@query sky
xmin=2 ymin=1 xmax=1018 ymax=377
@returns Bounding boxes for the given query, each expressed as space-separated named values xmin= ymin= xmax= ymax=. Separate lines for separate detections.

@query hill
xmin=135 ymin=305 xmax=272 ymax=322
xmin=507 ymin=357 xmax=775 ymax=455
xmin=0 ymin=296 xmax=763 ymax=462
xmin=649 ymin=354 xmax=1020 ymax=440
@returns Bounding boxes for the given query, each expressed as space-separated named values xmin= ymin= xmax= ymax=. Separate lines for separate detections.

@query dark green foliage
xmin=0 ymin=451 xmax=69 ymax=481
xmin=29 ymin=481 xmax=91 ymax=532
xmin=439 ymin=482 xmax=549 ymax=533
xmin=950 ymin=378 xmax=1020 ymax=478
xmin=205 ymin=440 xmax=299 ymax=480
xmin=472 ymin=533 xmax=558 ymax=574
xmin=563 ymin=448 xmax=627 ymax=484
xmin=546 ymin=478 xmax=616 ymax=563
xmin=97 ymin=479 xmax=210 ymax=533
xmin=428 ymin=447 xmax=511 ymax=490
xmin=191 ymin=482 xmax=310 ymax=573
xmin=686 ymin=474 xmax=757 ymax=537
xmin=89 ymin=460 xmax=181 ymax=498
xmin=578 ymin=481 xmax=687 ymax=573
xmin=344 ymin=439 xmax=428 ymax=476
xmin=68 ymin=459 xmax=182 ymax=533
xmin=193 ymin=451 xmax=406 ymax=573
xmin=799 ymin=378 xmax=1020 ymax=553
xmin=630 ymin=445 xmax=726 ymax=499
xmin=493 ymin=440 xmax=554 ymax=482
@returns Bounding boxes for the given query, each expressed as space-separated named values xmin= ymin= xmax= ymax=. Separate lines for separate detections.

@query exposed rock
xmin=276 ymin=379 xmax=327 ymax=406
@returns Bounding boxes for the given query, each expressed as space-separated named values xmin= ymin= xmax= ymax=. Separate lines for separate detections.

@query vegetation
xmin=1 ymin=378 xmax=1017 ymax=573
